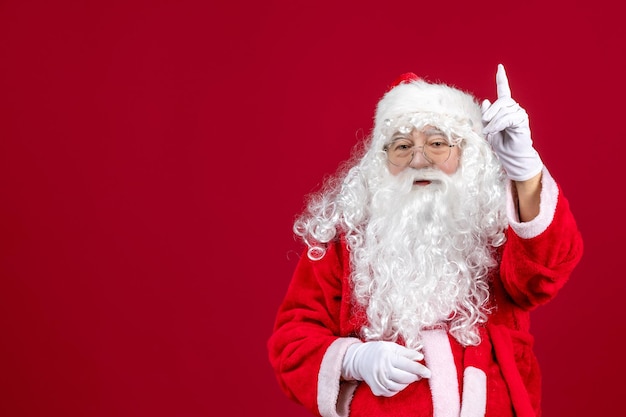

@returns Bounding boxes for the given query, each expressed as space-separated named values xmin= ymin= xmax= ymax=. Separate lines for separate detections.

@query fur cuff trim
xmin=317 ymin=338 xmax=361 ymax=417
xmin=507 ymin=166 xmax=558 ymax=239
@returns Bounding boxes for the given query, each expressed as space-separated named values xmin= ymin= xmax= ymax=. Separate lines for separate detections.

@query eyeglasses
xmin=384 ymin=135 xmax=456 ymax=167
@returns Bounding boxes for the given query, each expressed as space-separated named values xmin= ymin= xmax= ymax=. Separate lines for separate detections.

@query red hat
xmin=373 ymin=74 xmax=484 ymax=146
xmin=388 ymin=72 xmax=421 ymax=91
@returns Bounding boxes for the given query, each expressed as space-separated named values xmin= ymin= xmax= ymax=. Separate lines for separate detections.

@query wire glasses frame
xmin=384 ymin=135 xmax=456 ymax=168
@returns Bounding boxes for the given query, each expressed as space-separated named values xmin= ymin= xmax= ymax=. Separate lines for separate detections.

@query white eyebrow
xmin=389 ymin=133 xmax=412 ymax=142
xmin=422 ymin=128 xmax=446 ymax=137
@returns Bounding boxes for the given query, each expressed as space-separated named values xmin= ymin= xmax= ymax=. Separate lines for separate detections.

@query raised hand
xmin=481 ymin=64 xmax=543 ymax=182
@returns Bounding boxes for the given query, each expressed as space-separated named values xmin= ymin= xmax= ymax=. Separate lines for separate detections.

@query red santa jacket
xmin=268 ymin=169 xmax=583 ymax=417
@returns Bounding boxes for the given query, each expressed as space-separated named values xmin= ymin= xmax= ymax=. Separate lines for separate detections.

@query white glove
xmin=481 ymin=64 xmax=543 ymax=181
xmin=341 ymin=341 xmax=431 ymax=397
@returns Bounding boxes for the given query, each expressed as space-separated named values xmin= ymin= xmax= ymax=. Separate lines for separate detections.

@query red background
xmin=0 ymin=1 xmax=623 ymax=416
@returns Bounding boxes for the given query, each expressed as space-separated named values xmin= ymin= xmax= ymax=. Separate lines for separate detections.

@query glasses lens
xmin=423 ymin=137 xmax=452 ymax=164
xmin=387 ymin=139 xmax=414 ymax=167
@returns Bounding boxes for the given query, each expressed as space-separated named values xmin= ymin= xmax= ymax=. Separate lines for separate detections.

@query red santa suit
xmin=268 ymin=168 xmax=583 ymax=417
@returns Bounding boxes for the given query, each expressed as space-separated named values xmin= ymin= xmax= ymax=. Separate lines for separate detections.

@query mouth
xmin=413 ymin=180 xmax=432 ymax=186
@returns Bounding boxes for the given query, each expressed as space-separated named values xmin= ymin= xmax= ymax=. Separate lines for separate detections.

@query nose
xmin=408 ymin=146 xmax=432 ymax=169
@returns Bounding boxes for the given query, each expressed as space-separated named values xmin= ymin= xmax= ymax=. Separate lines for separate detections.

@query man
xmin=268 ymin=65 xmax=583 ymax=417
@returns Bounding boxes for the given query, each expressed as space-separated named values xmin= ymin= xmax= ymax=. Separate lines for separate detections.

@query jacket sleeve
xmin=499 ymin=167 xmax=584 ymax=310
xmin=267 ymin=241 xmax=361 ymax=417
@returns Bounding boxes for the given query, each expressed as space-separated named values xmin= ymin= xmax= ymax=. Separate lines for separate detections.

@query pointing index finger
xmin=496 ymin=64 xmax=511 ymax=98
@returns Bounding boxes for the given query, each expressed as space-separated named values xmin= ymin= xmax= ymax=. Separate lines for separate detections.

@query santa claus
xmin=268 ymin=65 xmax=583 ymax=417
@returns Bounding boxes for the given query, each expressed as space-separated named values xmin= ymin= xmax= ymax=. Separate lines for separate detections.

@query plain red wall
xmin=0 ymin=1 xmax=623 ymax=416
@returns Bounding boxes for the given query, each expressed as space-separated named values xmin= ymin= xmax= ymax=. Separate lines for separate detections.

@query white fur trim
xmin=460 ymin=366 xmax=487 ymax=417
xmin=317 ymin=338 xmax=361 ymax=417
xmin=422 ymin=330 xmax=460 ymax=417
xmin=375 ymin=81 xmax=484 ymax=138
xmin=506 ymin=166 xmax=559 ymax=239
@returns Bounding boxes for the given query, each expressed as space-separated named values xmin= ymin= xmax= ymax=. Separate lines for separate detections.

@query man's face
xmin=386 ymin=127 xmax=461 ymax=180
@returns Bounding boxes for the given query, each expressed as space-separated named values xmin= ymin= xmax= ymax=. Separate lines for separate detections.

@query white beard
xmin=350 ymin=168 xmax=499 ymax=350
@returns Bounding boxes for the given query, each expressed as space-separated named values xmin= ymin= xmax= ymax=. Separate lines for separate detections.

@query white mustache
xmin=409 ymin=168 xmax=449 ymax=182
xmin=392 ymin=168 xmax=452 ymax=190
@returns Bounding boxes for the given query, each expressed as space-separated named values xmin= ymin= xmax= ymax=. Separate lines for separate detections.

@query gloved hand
xmin=341 ymin=341 xmax=431 ymax=397
xmin=481 ymin=64 xmax=543 ymax=181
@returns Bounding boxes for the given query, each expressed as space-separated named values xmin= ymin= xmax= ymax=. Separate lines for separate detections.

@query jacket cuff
xmin=506 ymin=166 xmax=558 ymax=239
xmin=317 ymin=337 xmax=361 ymax=417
